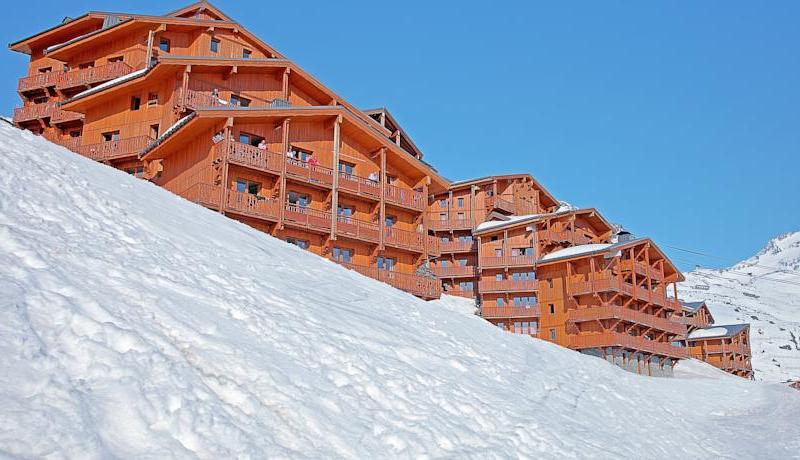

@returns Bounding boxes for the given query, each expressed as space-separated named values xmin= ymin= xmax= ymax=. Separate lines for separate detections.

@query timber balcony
xmin=337 ymin=262 xmax=442 ymax=299
xmin=429 ymin=217 xmax=472 ymax=231
xmin=17 ymin=62 xmax=133 ymax=94
xmin=716 ymin=356 xmax=752 ymax=372
xmin=438 ymin=239 xmax=475 ymax=253
xmin=284 ymin=205 xmax=332 ymax=232
xmin=383 ymin=227 xmax=424 ymax=252
xmin=569 ymin=273 xmax=681 ymax=311
xmin=569 ymin=332 xmax=689 ymax=359
xmin=567 ymin=306 xmax=686 ymax=336
xmin=12 ymin=102 xmax=83 ymax=125
xmin=678 ymin=315 xmax=706 ymax=328
xmin=478 ymin=279 xmax=539 ymax=293
xmin=442 ymin=286 xmax=475 ymax=298
xmin=225 ymin=190 xmax=280 ymax=221
xmin=619 ymin=259 xmax=664 ymax=280
xmin=480 ymin=305 xmax=540 ymax=319
xmin=697 ymin=343 xmax=750 ymax=356
xmin=76 ymin=136 xmax=154 ymax=162
xmin=427 ymin=236 xmax=441 ymax=257
xmin=183 ymin=182 xmax=222 ymax=208
xmin=485 ymin=195 xmax=515 ymax=214
xmin=480 ymin=254 xmax=536 ymax=269
xmin=432 ymin=265 xmax=478 ymax=278
xmin=538 ymin=229 xmax=592 ymax=246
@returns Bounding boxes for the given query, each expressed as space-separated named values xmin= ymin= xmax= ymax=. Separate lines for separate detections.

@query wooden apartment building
xmin=9 ymin=1 xmax=754 ymax=377
xmin=680 ymin=301 xmax=754 ymax=379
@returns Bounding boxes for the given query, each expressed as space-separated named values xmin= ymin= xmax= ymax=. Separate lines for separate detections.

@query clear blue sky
xmin=3 ymin=1 xmax=798 ymax=271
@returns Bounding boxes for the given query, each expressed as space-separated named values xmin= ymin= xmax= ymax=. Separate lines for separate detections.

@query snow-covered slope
xmin=1 ymin=124 xmax=799 ymax=458
xmin=682 ymin=232 xmax=800 ymax=383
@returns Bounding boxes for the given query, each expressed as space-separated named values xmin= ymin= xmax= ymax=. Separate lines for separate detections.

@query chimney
xmin=617 ymin=230 xmax=634 ymax=243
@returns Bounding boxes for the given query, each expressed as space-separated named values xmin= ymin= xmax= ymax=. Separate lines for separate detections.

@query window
xmin=287 ymin=238 xmax=309 ymax=250
xmin=439 ymin=199 xmax=447 ymax=208
xmin=459 ymin=281 xmax=473 ymax=290
xmin=159 ymin=38 xmax=171 ymax=52
xmin=147 ymin=92 xmax=159 ymax=107
xmin=440 ymin=236 xmax=448 ymax=243
xmin=385 ymin=215 xmax=396 ymax=227
xmin=242 ymin=49 xmax=251 ymax=59
xmin=497 ymin=298 xmax=505 ymax=307
xmin=495 ymin=274 xmax=503 ymax=281
xmin=78 ymin=61 xmax=94 ymax=69
xmin=287 ymin=191 xmax=310 ymax=207
xmin=289 ymin=146 xmax=312 ymax=161
xmin=33 ymin=96 xmax=49 ymax=104
xmin=102 ymin=131 xmax=120 ymax=142
xmin=332 ymin=247 xmax=352 ymax=263
xmin=239 ymin=132 xmax=263 ymax=146
xmin=457 ymin=259 xmax=467 ymax=267
xmin=230 ymin=95 xmax=251 ymax=107
xmin=494 ymin=248 xmax=503 ymax=257
xmin=235 ymin=178 xmax=260 ymax=195
xmin=377 ymin=256 xmax=395 ymax=271
xmin=338 ymin=161 xmax=355 ymax=176
xmin=69 ymin=130 xmax=81 ymax=138
xmin=38 ymin=67 xmax=52 ymax=73
xmin=441 ymin=260 xmax=449 ymax=268
xmin=457 ymin=197 xmax=464 ymax=208
xmin=490 ymin=236 xmax=498 ymax=242
xmin=459 ymin=235 xmax=473 ymax=243
xmin=549 ymin=329 xmax=557 ymax=340
xmin=549 ymin=303 xmax=555 ymax=314
xmin=547 ymin=279 xmax=553 ymax=289
xmin=385 ymin=174 xmax=397 ymax=184
xmin=130 ymin=96 xmax=141 ymax=111
xmin=210 ymin=38 xmax=220 ymax=53
xmin=496 ymin=322 xmax=505 ymax=330
xmin=337 ymin=205 xmax=354 ymax=222
xmin=457 ymin=212 xmax=465 ymax=221
xmin=125 ymin=166 xmax=144 ymax=178
xmin=108 ymin=56 xmax=124 ymax=63
xmin=149 ymin=124 xmax=160 ymax=139
xmin=439 ymin=213 xmax=447 ymax=221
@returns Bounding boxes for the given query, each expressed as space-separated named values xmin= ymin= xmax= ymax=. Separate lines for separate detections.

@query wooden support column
xmin=378 ymin=147 xmax=386 ymax=250
xmin=180 ymin=65 xmax=191 ymax=106
xmin=503 ymin=229 xmax=509 ymax=270
xmin=282 ymin=67 xmax=291 ymax=101
xmin=330 ymin=115 xmax=342 ymax=240
xmin=469 ymin=185 xmax=478 ymax=230
xmin=278 ymin=118 xmax=290 ymax=229
xmin=589 ymin=256 xmax=596 ymax=293
xmin=218 ymin=117 xmax=234 ymax=214
xmin=145 ymin=30 xmax=155 ymax=66
xmin=630 ymin=248 xmax=637 ymax=302
xmin=422 ymin=177 xmax=430 ymax=258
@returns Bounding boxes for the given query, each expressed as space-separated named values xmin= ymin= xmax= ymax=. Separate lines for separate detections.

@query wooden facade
xmin=9 ymin=1 xmax=754 ymax=377
xmin=678 ymin=302 xmax=753 ymax=379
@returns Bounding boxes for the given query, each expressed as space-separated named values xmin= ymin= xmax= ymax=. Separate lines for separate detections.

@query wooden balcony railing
xmin=678 ymin=315 xmax=708 ymax=328
xmin=438 ymin=239 xmax=475 ymax=253
xmin=182 ymin=182 xmax=221 ymax=208
xmin=567 ymin=306 xmax=686 ymax=336
xmin=442 ymin=287 xmax=475 ymax=298
xmin=480 ymin=254 xmax=536 ymax=268
xmin=225 ymin=190 xmax=279 ymax=221
xmin=569 ymin=274 xmax=682 ymax=311
xmin=337 ymin=262 xmax=442 ymax=299
xmin=12 ymin=102 xmax=57 ymax=123
xmin=486 ymin=195 xmax=515 ymax=213
xmin=76 ymin=135 xmax=154 ymax=161
xmin=226 ymin=141 xmax=283 ymax=174
xmin=427 ymin=235 xmax=440 ymax=257
xmin=478 ymin=279 xmax=539 ymax=293
xmin=18 ymin=71 xmax=61 ymax=93
xmin=383 ymin=227 xmax=424 ymax=252
xmin=569 ymin=332 xmax=688 ymax=359
xmin=285 ymin=158 xmax=334 ymax=188
xmin=338 ymin=172 xmax=381 ymax=199
xmin=384 ymin=183 xmax=425 ymax=211
xmin=283 ymin=205 xmax=332 ymax=232
xmin=432 ymin=265 xmax=477 ymax=277
xmin=56 ymin=62 xmax=134 ymax=91
xmin=619 ymin=259 xmax=663 ymax=280
xmin=429 ymin=218 xmax=472 ymax=231
xmin=538 ymin=229 xmax=592 ymax=245
xmin=480 ymin=306 xmax=540 ymax=319
xmin=698 ymin=343 xmax=750 ymax=356
xmin=337 ymin=216 xmax=380 ymax=243
xmin=51 ymin=108 xmax=84 ymax=124
xmin=41 ymin=132 xmax=81 ymax=151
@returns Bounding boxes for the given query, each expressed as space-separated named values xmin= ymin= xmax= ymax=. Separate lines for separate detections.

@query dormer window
xmin=242 ymin=49 xmax=251 ymax=59
xmin=159 ymin=38 xmax=170 ymax=52
xmin=210 ymin=38 xmax=220 ymax=54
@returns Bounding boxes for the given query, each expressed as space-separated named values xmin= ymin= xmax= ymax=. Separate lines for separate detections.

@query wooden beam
xmin=218 ymin=118 xmax=233 ymax=214
xmin=379 ymin=147 xmax=386 ymax=250
xmin=282 ymin=67 xmax=291 ymax=101
xmin=330 ymin=115 xmax=342 ymax=240
xmin=278 ymin=118 xmax=290 ymax=229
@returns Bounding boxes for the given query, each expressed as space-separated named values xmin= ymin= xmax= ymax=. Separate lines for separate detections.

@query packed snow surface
xmin=539 ymin=243 xmax=614 ymax=261
xmin=683 ymin=231 xmax=800 ymax=383
xmin=1 ymin=123 xmax=799 ymax=458
xmin=687 ymin=325 xmax=747 ymax=340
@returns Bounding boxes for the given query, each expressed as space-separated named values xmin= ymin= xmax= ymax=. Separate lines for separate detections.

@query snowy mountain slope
xmin=682 ymin=232 xmax=800 ymax=383
xmin=1 ymin=124 xmax=799 ymax=458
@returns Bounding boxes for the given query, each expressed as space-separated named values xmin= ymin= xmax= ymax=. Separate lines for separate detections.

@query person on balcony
xmin=307 ymin=153 xmax=318 ymax=167
xmin=367 ymin=171 xmax=379 ymax=183
xmin=257 ymin=139 xmax=267 ymax=151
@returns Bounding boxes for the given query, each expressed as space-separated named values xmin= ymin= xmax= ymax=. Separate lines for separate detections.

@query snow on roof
xmin=65 ymin=67 xmax=151 ymax=102
xmin=687 ymin=324 xmax=749 ymax=340
xmin=474 ymin=205 xmax=575 ymax=233
xmin=139 ymin=112 xmax=196 ymax=157
xmin=539 ymin=244 xmax=614 ymax=261
xmin=681 ymin=301 xmax=707 ymax=313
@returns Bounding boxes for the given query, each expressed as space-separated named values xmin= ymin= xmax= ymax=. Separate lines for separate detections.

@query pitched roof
xmin=687 ymin=324 xmax=749 ymax=341
xmin=681 ymin=301 xmax=707 ymax=314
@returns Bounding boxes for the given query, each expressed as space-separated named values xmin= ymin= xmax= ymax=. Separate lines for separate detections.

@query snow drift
xmin=1 ymin=123 xmax=799 ymax=458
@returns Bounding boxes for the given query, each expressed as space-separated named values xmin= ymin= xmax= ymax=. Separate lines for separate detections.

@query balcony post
xmin=282 ymin=67 xmax=291 ymax=101
xmin=145 ymin=30 xmax=155 ymax=67
xmin=503 ymin=230 xmax=509 ymax=270
xmin=181 ymin=65 xmax=191 ymax=106
xmin=218 ymin=117 xmax=233 ymax=214
xmin=470 ymin=185 xmax=478 ymax=230
xmin=278 ymin=118 xmax=290 ymax=229
xmin=422 ymin=176 xmax=429 ymax=258
xmin=378 ymin=147 xmax=386 ymax=250
xmin=330 ymin=115 xmax=342 ymax=241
